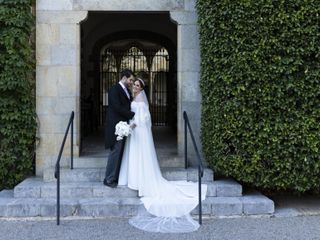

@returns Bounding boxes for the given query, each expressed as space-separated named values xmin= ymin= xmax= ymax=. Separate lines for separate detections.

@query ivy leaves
xmin=0 ymin=0 xmax=35 ymax=190
xmin=197 ymin=0 xmax=320 ymax=193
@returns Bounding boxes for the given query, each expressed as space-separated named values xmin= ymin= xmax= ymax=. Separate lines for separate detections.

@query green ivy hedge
xmin=197 ymin=0 xmax=320 ymax=192
xmin=0 ymin=0 xmax=36 ymax=190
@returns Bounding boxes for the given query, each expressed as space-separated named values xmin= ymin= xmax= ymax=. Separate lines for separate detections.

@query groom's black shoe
xmin=103 ymin=179 xmax=117 ymax=188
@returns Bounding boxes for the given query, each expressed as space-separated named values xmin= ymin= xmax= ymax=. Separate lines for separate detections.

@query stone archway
xmin=80 ymin=15 xmax=178 ymax=153
xmin=36 ymin=0 xmax=201 ymax=176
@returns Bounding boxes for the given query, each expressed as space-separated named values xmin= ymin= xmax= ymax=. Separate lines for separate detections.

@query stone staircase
xmin=0 ymin=154 xmax=274 ymax=218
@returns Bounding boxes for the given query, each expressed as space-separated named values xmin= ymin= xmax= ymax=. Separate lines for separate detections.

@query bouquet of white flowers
xmin=115 ymin=121 xmax=132 ymax=141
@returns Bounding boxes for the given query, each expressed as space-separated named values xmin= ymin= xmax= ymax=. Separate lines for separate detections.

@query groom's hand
xmin=130 ymin=123 xmax=137 ymax=129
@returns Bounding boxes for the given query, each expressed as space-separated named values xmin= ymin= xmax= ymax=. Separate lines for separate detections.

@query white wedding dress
xmin=118 ymin=91 xmax=207 ymax=233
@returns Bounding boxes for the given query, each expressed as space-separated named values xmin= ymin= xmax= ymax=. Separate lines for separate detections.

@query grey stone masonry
xmin=72 ymin=155 xmax=185 ymax=169
xmin=13 ymin=177 xmax=242 ymax=199
xmin=0 ymin=190 xmax=13 ymax=198
xmin=0 ymin=161 xmax=274 ymax=218
xmin=43 ymin=167 xmax=214 ymax=182
xmin=0 ymin=194 xmax=274 ymax=218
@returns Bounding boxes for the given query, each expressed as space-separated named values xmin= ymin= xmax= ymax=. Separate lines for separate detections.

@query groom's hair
xmin=120 ymin=69 xmax=135 ymax=79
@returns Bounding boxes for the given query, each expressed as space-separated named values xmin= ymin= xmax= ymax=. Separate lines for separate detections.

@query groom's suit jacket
xmin=105 ymin=83 xmax=135 ymax=149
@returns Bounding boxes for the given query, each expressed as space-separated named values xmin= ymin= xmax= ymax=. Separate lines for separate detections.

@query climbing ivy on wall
xmin=197 ymin=0 xmax=320 ymax=192
xmin=0 ymin=0 xmax=36 ymax=189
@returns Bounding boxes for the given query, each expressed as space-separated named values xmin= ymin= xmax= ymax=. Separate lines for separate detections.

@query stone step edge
xmin=0 ymin=193 xmax=274 ymax=217
xmin=43 ymin=167 xmax=214 ymax=182
xmin=53 ymin=155 xmax=186 ymax=168
xmin=13 ymin=178 xmax=242 ymax=198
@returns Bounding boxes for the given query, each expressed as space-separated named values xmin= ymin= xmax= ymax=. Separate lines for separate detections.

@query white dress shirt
xmin=119 ymin=81 xmax=130 ymax=99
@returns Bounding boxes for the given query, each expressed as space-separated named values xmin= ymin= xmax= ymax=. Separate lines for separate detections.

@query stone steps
xmin=0 ymin=192 xmax=274 ymax=218
xmin=13 ymin=178 xmax=242 ymax=199
xmin=43 ymin=167 xmax=214 ymax=182
xmin=73 ymin=148 xmax=184 ymax=168
xmin=73 ymin=155 xmax=185 ymax=168
xmin=0 ymin=163 xmax=275 ymax=218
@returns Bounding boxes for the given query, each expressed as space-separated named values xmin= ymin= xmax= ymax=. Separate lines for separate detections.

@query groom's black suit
xmin=104 ymin=82 xmax=135 ymax=185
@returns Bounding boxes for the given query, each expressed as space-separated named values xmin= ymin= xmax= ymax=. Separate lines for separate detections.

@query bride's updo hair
xmin=136 ymin=78 xmax=145 ymax=90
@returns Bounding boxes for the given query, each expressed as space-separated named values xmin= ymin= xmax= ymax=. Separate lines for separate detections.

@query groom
xmin=104 ymin=69 xmax=136 ymax=188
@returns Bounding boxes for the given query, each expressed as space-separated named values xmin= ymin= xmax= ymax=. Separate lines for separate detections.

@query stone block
xmin=36 ymin=135 xmax=64 ymax=156
xmin=191 ymin=199 xmax=211 ymax=215
xmin=93 ymin=186 xmax=138 ymax=198
xmin=14 ymin=178 xmax=42 ymax=198
xmin=215 ymin=179 xmax=242 ymax=197
xmin=242 ymin=193 xmax=274 ymax=215
xmin=41 ymin=184 xmax=93 ymax=198
xmin=162 ymin=168 xmax=188 ymax=180
xmin=51 ymin=45 xmax=78 ymax=65
xmin=43 ymin=168 xmax=101 ymax=182
xmin=37 ymin=66 xmax=77 ymax=98
xmin=38 ymin=115 xmax=72 ymax=134
xmin=59 ymin=24 xmax=79 ymax=45
xmin=36 ymin=0 xmax=73 ymax=11
xmin=179 ymin=48 xmax=200 ymax=72
xmin=40 ymin=198 xmax=78 ymax=217
xmin=181 ymin=101 xmax=201 ymax=124
xmin=170 ymin=11 xmax=197 ymax=24
xmin=187 ymin=168 xmax=213 ymax=182
xmin=73 ymin=0 xmax=184 ymax=11
xmin=43 ymin=167 xmax=57 ymax=182
xmin=37 ymin=11 xmax=88 ymax=24
xmin=36 ymin=24 xmax=60 ymax=45
xmin=0 ymin=190 xmax=13 ymax=198
xmin=181 ymin=71 xmax=200 ymax=102
xmin=53 ymin=97 xmax=77 ymax=114
xmin=36 ymin=44 xmax=51 ymax=65
xmin=35 ymin=154 xmax=46 ymax=177
xmin=184 ymin=0 xmax=196 ymax=11
xmin=57 ymin=66 xmax=78 ymax=97
xmin=0 ymin=198 xmax=13 ymax=216
xmin=179 ymin=24 xmax=199 ymax=49
xmin=36 ymin=97 xmax=56 ymax=115
xmin=6 ymin=199 xmax=41 ymax=217
xmin=78 ymin=198 xmax=141 ymax=217
xmin=211 ymin=197 xmax=243 ymax=216
xmin=158 ymin=156 xmax=185 ymax=168
xmin=36 ymin=66 xmax=59 ymax=97
xmin=73 ymin=157 xmax=107 ymax=168
xmin=205 ymin=183 xmax=217 ymax=197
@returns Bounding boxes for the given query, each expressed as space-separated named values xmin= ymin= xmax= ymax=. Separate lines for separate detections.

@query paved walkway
xmin=1 ymin=215 xmax=320 ymax=240
xmin=1 ymin=194 xmax=320 ymax=240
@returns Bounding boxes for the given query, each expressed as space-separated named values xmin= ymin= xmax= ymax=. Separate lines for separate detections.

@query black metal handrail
xmin=183 ymin=111 xmax=204 ymax=225
xmin=54 ymin=111 xmax=74 ymax=225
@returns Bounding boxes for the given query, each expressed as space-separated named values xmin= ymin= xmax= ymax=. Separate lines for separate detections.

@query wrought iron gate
xmin=100 ymin=45 xmax=173 ymax=126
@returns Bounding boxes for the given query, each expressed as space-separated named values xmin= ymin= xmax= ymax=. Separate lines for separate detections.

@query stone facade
xmin=36 ymin=0 xmax=202 ymax=176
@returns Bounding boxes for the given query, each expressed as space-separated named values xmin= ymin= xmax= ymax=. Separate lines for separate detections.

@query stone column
xmin=36 ymin=5 xmax=87 ymax=176
xmin=171 ymin=6 xmax=202 ymax=165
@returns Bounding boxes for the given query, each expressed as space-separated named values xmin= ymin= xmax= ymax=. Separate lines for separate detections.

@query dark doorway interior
xmin=80 ymin=12 xmax=177 ymax=155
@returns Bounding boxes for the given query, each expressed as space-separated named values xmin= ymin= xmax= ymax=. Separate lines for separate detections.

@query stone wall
xmin=36 ymin=0 xmax=202 ymax=176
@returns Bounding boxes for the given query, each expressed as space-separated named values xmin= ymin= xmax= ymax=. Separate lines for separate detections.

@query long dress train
xmin=118 ymin=91 xmax=207 ymax=233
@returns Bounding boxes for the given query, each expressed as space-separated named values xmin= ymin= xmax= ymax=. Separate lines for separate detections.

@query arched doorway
xmin=80 ymin=12 xmax=177 ymax=155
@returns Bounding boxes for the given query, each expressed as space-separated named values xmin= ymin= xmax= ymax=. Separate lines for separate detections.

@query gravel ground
xmin=0 ymin=215 xmax=320 ymax=240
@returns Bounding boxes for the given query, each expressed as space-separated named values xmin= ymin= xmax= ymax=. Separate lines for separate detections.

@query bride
xmin=118 ymin=78 xmax=207 ymax=233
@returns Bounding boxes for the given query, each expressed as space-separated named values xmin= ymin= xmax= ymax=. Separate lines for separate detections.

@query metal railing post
xmin=71 ymin=113 xmax=74 ymax=170
xmin=184 ymin=113 xmax=188 ymax=169
xmin=198 ymin=166 xmax=202 ymax=224
xmin=56 ymin=165 xmax=60 ymax=225
xmin=183 ymin=111 xmax=204 ymax=225
xmin=55 ymin=111 xmax=74 ymax=226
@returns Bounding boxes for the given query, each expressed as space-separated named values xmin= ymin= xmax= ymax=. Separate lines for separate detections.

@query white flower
xmin=115 ymin=121 xmax=132 ymax=141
